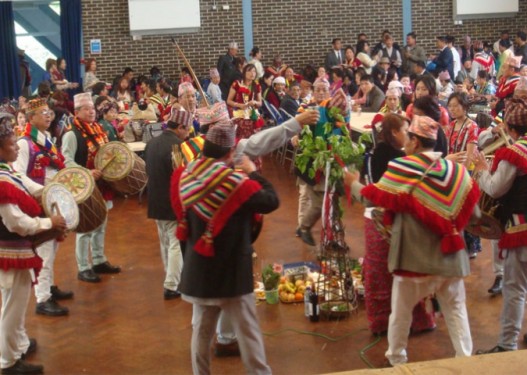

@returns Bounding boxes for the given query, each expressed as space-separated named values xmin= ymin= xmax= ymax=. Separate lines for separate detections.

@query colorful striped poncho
xmin=170 ymin=157 xmax=261 ymax=257
xmin=361 ymin=152 xmax=480 ymax=254
xmin=491 ymin=136 xmax=527 ymax=249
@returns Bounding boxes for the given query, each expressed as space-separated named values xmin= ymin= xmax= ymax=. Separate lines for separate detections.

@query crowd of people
xmin=1 ymin=27 xmax=527 ymax=374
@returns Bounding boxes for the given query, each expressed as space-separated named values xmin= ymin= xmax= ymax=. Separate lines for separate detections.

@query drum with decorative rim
xmin=53 ymin=167 xmax=107 ymax=233
xmin=94 ymin=141 xmax=147 ymax=195
xmin=32 ymin=182 xmax=80 ymax=246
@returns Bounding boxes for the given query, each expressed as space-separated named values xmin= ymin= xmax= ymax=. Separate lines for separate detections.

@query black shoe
xmin=92 ymin=261 xmax=121 ymax=274
xmin=488 ymin=276 xmax=503 ymax=295
xmin=469 ymin=252 xmax=478 ymax=259
xmin=214 ymin=341 xmax=240 ymax=357
xmin=299 ymin=229 xmax=315 ymax=246
xmin=163 ymin=289 xmax=181 ymax=300
xmin=20 ymin=339 xmax=37 ymax=360
xmin=77 ymin=269 xmax=101 ymax=283
xmin=475 ymin=345 xmax=510 ymax=355
xmin=50 ymin=285 xmax=74 ymax=300
xmin=1 ymin=360 xmax=43 ymax=374
xmin=36 ymin=298 xmax=69 ymax=317
xmin=295 ymin=227 xmax=301 ymax=237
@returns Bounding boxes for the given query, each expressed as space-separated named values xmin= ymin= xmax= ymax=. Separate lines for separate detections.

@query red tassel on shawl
xmin=0 ymin=182 xmax=42 ymax=217
xmin=193 ymin=179 xmax=262 ymax=257
xmin=499 ymin=232 xmax=527 ymax=250
xmin=492 ymin=145 xmax=527 ymax=174
xmin=361 ymin=181 xmax=480 ymax=254
xmin=170 ymin=166 xmax=188 ymax=241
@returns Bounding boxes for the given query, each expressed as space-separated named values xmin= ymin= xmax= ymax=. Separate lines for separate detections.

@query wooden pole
xmin=171 ymin=38 xmax=210 ymax=108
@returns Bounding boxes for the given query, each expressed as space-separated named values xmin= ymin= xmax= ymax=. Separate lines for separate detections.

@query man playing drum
xmin=145 ymin=109 xmax=191 ymax=300
xmin=62 ymin=93 xmax=121 ymax=283
xmin=0 ymin=112 xmax=66 ymax=374
xmin=475 ymin=97 xmax=527 ymax=354
xmin=13 ymin=98 xmax=72 ymax=316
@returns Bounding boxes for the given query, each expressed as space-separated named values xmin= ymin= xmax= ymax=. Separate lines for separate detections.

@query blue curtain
xmin=60 ymin=0 xmax=82 ymax=92
xmin=0 ymin=2 xmax=21 ymax=99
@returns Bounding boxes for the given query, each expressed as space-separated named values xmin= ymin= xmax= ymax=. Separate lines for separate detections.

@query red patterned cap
xmin=205 ymin=123 xmax=235 ymax=148
xmin=505 ymin=98 xmax=527 ymax=126
xmin=27 ymin=98 xmax=48 ymax=113
xmin=409 ymin=115 xmax=438 ymax=140
xmin=168 ymin=108 xmax=192 ymax=127
xmin=196 ymin=102 xmax=230 ymax=126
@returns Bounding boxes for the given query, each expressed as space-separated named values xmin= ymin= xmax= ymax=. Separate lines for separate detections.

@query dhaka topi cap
xmin=505 ymin=98 xmax=527 ymax=126
xmin=388 ymin=80 xmax=404 ymax=91
xmin=439 ymin=71 xmax=451 ymax=81
xmin=168 ymin=108 xmax=193 ymax=128
xmin=178 ymin=82 xmax=196 ymax=97
xmin=506 ymin=56 xmax=523 ymax=69
xmin=26 ymin=98 xmax=48 ymax=113
xmin=196 ymin=102 xmax=230 ymax=126
xmin=379 ymin=57 xmax=390 ymax=65
xmin=385 ymin=88 xmax=401 ymax=98
xmin=515 ymin=76 xmax=527 ymax=94
xmin=328 ymin=88 xmax=349 ymax=113
xmin=205 ymin=123 xmax=235 ymax=148
xmin=74 ymin=93 xmax=93 ymax=109
xmin=313 ymin=77 xmax=330 ymax=88
xmin=209 ymin=68 xmax=220 ymax=79
xmin=229 ymin=42 xmax=238 ymax=49
xmin=273 ymin=76 xmax=286 ymax=85
xmin=409 ymin=115 xmax=438 ymax=140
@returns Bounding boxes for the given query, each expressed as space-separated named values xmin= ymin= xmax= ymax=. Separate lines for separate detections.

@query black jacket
xmin=179 ymin=172 xmax=279 ymax=298
xmin=145 ymin=131 xmax=182 ymax=220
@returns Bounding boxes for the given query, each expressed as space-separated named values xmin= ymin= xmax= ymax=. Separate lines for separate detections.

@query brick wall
xmin=81 ymin=0 xmax=527 ymax=83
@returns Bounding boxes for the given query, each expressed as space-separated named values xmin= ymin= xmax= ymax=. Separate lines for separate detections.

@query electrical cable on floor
xmin=261 ymin=328 xmax=382 ymax=368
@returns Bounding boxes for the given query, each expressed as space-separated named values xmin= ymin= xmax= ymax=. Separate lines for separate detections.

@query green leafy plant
xmin=295 ymin=106 xmax=369 ymax=196
xmin=262 ymin=264 xmax=281 ymax=291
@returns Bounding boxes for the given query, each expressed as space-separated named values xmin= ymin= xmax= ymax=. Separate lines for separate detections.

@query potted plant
xmin=262 ymin=264 xmax=282 ymax=304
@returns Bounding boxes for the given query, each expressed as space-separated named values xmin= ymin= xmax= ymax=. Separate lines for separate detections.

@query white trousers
xmin=34 ymin=240 xmax=58 ymax=303
xmin=491 ymin=240 xmax=504 ymax=277
xmin=386 ymin=275 xmax=472 ymax=366
xmin=190 ymin=293 xmax=271 ymax=375
xmin=75 ymin=218 xmax=108 ymax=272
xmin=155 ymin=220 xmax=183 ymax=291
xmin=498 ymin=249 xmax=527 ymax=350
xmin=297 ymin=178 xmax=309 ymax=228
xmin=0 ymin=269 xmax=32 ymax=369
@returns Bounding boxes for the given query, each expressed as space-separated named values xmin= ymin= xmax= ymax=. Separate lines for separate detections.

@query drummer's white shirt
xmin=14 ymin=132 xmax=58 ymax=185
xmin=478 ymin=160 xmax=519 ymax=199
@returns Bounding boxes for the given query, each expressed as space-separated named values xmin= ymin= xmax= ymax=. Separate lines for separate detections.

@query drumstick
xmin=100 ymin=155 xmax=117 ymax=173
xmin=499 ymin=126 xmax=513 ymax=146
xmin=170 ymin=38 xmax=210 ymax=108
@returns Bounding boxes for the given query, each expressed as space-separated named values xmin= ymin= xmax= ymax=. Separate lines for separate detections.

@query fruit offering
xmin=278 ymin=277 xmax=312 ymax=303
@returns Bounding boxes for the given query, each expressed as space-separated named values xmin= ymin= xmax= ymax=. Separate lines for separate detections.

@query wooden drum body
xmin=53 ymin=167 xmax=107 ymax=233
xmin=95 ymin=141 xmax=147 ymax=195
xmin=33 ymin=182 xmax=80 ymax=246
xmin=466 ymin=192 xmax=504 ymax=239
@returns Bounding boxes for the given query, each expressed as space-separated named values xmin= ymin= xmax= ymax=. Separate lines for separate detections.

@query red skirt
xmin=234 ymin=118 xmax=262 ymax=171
xmin=363 ymin=217 xmax=435 ymax=334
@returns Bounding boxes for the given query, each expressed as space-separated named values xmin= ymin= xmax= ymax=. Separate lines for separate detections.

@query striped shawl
xmin=361 ymin=153 xmax=480 ymax=254
xmin=171 ymin=157 xmax=262 ymax=257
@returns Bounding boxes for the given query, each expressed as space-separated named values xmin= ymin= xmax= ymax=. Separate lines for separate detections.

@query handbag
xmin=142 ymin=122 xmax=164 ymax=143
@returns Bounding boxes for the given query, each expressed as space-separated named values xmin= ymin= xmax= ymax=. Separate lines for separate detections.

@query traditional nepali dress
xmin=445 ymin=118 xmax=481 ymax=254
xmin=231 ymin=80 xmax=264 ymax=170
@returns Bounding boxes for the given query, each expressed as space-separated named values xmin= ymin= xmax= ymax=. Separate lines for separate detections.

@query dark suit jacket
xmin=217 ymin=53 xmax=237 ymax=100
xmin=363 ymin=86 xmax=385 ymax=113
xmin=178 ymin=172 xmax=279 ymax=298
xmin=145 ymin=130 xmax=182 ymax=221
xmin=433 ymin=47 xmax=454 ymax=80
xmin=325 ymin=49 xmax=345 ymax=71
xmin=280 ymin=94 xmax=300 ymax=118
